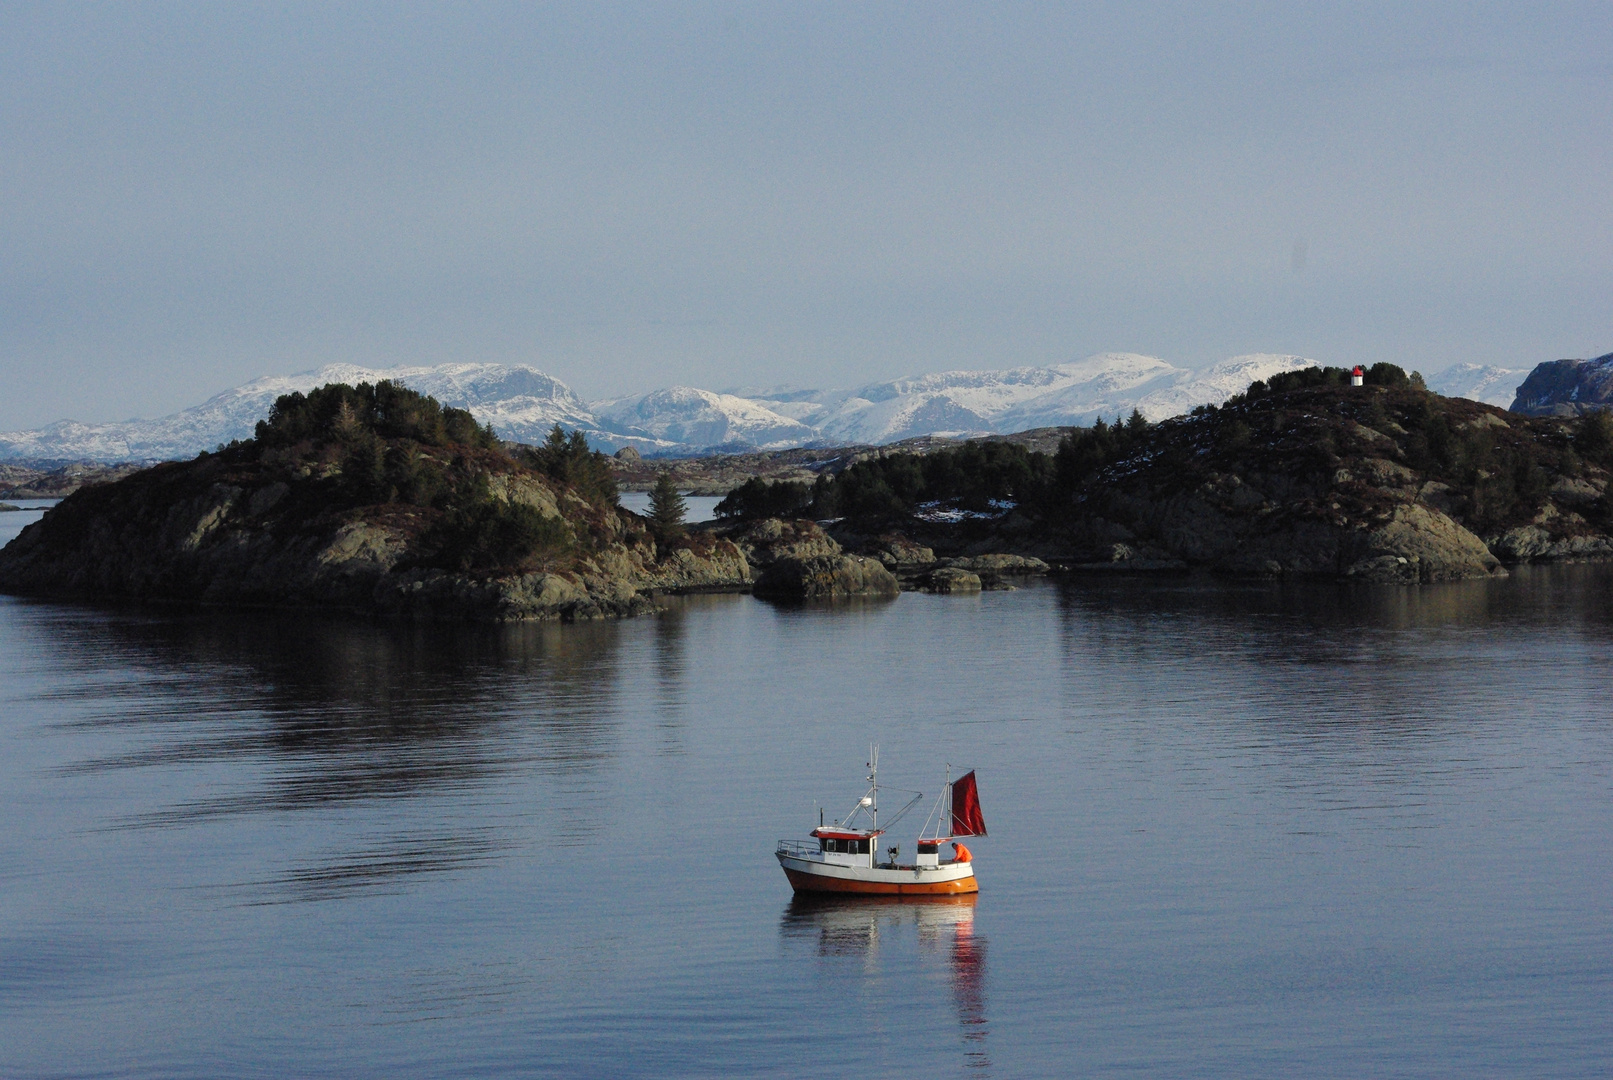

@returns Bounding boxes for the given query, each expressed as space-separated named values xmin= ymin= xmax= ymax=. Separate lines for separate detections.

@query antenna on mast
xmin=869 ymin=744 xmax=879 ymax=832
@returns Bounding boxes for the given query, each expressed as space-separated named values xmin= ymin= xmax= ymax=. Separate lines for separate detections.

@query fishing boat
xmin=776 ymin=748 xmax=987 ymax=896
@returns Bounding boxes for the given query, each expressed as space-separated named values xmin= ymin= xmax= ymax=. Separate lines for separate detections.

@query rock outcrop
xmin=939 ymin=554 xmax=1049 ymax=575
xmin=752 ymin=553 xmax=900 ymax=600
xmin=724 ymin=518 xmax=903 ymax=600
xmin=1089 ymin=477 xmax=1505 ymax=583
xmin=921 ymin=566 xmax=982 ymax=594
xmin=727 ymin=517 xmax=843 ymax=569
xmin=1510 ymin=352 xmax=1613 ymax=416
xmin=872 ymin=533 xmax=937 ymax=571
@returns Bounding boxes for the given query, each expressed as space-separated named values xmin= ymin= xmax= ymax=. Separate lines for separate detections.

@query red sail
xmin=950 ymin=770 xmax=987 ymax=837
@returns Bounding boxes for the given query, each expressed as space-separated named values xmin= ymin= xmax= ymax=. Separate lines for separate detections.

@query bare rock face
xmin=1549 ymin=477 xmax=1604 ymax=506
xmin=1490 ymin=525 xmax=1613 ymax=563
xmin=922 ymin=566 xmax=982 ymax=593
xmin=871 ymin=533 xmax=937 ymax=571
xmin=941 ymin=553 xmax=1049 ymax=575
xmin=728 ymin=518 xmax=842 ymax=568
xmin=1084 ymin=460 xmax=1510 ymax=583
xmin=488 ymin=474 xmax=564 ymax=519
xmin=1510 ymin=353 xmax=1613 ymax=416
xmin=1345 ymin=504 xmax=1504 ymax=583
xmin=1160 ymin=493 xmax=1501 ymax=582
xmin=630 ymin=540 xmax=751 ymax=591
xmin=752 ymin=553 xmax=900 ymax=600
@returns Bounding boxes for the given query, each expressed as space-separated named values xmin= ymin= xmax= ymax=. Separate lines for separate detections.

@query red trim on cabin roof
xmin=811 ymin=828 xmax=884 ymax=840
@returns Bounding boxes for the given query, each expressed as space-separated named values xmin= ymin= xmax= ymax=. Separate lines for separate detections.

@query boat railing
xmin=775 ymin=839 xmax=820 ymax=857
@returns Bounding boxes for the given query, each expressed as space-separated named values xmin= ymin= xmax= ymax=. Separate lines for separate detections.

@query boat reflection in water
xmin=780 ymin=894 xmax=988 ymax=1071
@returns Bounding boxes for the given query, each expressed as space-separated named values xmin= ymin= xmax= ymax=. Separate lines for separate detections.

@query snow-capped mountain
xmin=1130 ymin=354 xmax=1323 ymax=421
xmin=591 ymin=387 xmax=817 ymax=450
xmin=0 ymin=353 xmax=1320 ymax=463
xmin=1426 ymin=363 xmax=1529 ymax=409
xmin=773 ymin=353 xmax=1176 ymax=444
xmin=731 ymin=353 xmax=1317 ymax=444
xmin=0 ymin=362 xmax=606 ymax=462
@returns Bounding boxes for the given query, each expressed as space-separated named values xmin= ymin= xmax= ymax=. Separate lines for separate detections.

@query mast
xmin=869 ymin=744 xmax=878 ymax=867
xmin=869 ymin=744 xmax=879 ymax=833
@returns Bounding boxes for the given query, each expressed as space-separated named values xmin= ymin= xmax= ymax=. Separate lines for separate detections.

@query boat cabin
xmin=810 ymin=827 xmax=883 ymax=867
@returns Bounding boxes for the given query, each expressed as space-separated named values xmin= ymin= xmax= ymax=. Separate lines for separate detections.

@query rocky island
xmin=715 ymin=363 xmax=1613 ymax=583
xmin=0 ymin=383 xmax=755 ymax=620
xmin=5 ymin=366 xmax=1613 ymax=620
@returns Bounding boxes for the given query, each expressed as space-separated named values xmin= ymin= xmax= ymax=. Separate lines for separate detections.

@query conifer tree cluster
xmin=521 ymin=425 xmax=619 ymax=508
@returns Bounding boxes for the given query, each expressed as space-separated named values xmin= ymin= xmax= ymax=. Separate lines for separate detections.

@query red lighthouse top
xmin=1351 ymin=365 xmax=1365 ymax=377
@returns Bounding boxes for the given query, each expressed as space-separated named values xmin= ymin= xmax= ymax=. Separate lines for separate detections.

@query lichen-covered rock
xmin=922 ymin=566 xmax=982 ymax=593
xmin=1490 ymin=525 xmax=1613 ymax=563
xmin=1350 ymin=458 xmax=1419 ymax=489
xmin=752 ymin=553 xmax=900 ymax=600
xmin=1549 ymin=476 xmax=1604 ymax=505
xmin=488 ymin=474 xmax=564 ymax=519
xmin=871 ymin=533 xmax=937 ymax=570
xmin=941 ymin=553 xmax=1049 ymax=574
xmin=633 ymin=540 xmax=751 ymax=590
xmin=1352 ymin=504 xmax=1502 ymax=582
xmin=728 ymin=518 xmax=842 ymax=568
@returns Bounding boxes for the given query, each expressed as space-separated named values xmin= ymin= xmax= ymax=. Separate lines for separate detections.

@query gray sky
xmin=2 ymin=2 xmax=1610 ymax=429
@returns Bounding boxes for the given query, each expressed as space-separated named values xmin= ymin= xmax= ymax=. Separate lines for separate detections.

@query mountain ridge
xmin=1509 ymin=352 xmax=1613 ymax=416
xmin=6 ymin=351 xmax=1521 ymax=464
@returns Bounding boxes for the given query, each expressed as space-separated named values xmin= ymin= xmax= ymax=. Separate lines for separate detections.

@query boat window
xmin=818 ymin=837 xmax=874 ymax=854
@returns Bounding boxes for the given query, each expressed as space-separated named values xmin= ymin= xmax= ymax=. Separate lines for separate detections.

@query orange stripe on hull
xmin=783 ymin=868 xmax=979 ymax=895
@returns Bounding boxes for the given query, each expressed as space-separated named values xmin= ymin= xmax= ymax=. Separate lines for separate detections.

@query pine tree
xmin=648 ymin=471 xmax=687 ymax=540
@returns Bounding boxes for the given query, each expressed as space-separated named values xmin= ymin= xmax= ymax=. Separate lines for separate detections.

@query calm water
xmin=617 ymin=492 xmax=724 ymax=523
xmin=2 ymin=497 xmax=1611 ymax=1077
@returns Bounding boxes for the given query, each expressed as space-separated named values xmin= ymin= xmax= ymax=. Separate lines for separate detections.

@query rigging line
xmin=837 ymin=783 xmax=876 ymax=828
xmin=917 ymin=786 xmax=947 ymax=839
xmin=879 ymin=792 xmax=926 ymax=833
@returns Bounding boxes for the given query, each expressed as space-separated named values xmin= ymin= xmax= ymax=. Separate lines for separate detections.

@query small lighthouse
xmin=1350 ymin=365 xmax=1365 ymax=387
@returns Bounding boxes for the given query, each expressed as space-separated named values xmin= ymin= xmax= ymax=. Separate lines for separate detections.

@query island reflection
xmin=31 ymin=607 xmax=637 ymax=900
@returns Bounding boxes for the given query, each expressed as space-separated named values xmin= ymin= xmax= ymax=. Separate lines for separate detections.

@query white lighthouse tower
xmin=1350 ymin=365 xmax=1365 ymax=387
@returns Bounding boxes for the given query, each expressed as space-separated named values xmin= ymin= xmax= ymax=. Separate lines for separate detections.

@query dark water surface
xmin=2 ymin=509 xmax=1610 ymax=1077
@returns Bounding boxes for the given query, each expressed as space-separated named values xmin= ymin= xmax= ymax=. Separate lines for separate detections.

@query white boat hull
xmin=777 ymin=852 xmax=978 ymax=895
